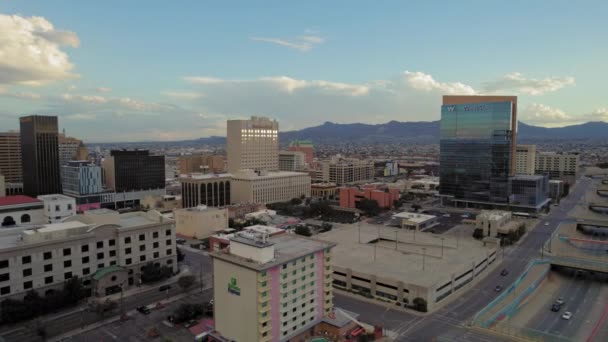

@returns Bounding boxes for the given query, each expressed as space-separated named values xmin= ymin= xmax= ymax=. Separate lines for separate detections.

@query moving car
xmin=159 ymin=284 xmax=171 ymax=292
xmin=136 ymin=306 xmax=151 ymax=315
xmin=562 ymin=311 xmax=573 ymax=320
xmin=551 ymin=303 xmax=562 ymax=312
xmin=544 ymin=222 xmax=550 ymax=226
xmin=494 ymin=285 xmax=503 ymax=292
xmin=500 ymin=269 xmax=509 ymax=276
xmin=555 ymin=297 xmax=564 ymax=305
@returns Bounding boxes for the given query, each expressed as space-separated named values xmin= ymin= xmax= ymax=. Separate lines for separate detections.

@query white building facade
xmin=231 ymin=170 xmax=311 ymax=204
xmin=38 ymin=194 xmax=76 ymax=223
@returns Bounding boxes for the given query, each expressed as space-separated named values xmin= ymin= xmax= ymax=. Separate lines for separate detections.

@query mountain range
xmin=193 ymin=120 xmax=608 ymax=146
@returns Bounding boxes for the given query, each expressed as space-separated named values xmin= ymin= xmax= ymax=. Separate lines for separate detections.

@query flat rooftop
xmin=37 ymin=194 xmax=74 ymax=201
xmin=317 ymin=222 xmax=496 ymax=288
xmin=211 ymin=234 xmax=335 ymax=271
xmin=181 ymin=173 xmax=233 ymax=180
xmin=232 ymin=170 xmax=310 ymax=180
xmin=392 ymin=212 xmax=436 ymax=223
xmin=0 ymin=195 xmax=42 ymax=207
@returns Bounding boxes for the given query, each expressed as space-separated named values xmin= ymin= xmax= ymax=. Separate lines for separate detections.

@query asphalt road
xmin=335 ymin=177 xmax=593 ymax=341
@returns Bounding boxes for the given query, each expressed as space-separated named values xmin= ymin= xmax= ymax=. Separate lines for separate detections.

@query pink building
xmin=288 ymin=140 xmax=314 ymax=165
xmin=339 ymin=184 xmax=400 ymax=209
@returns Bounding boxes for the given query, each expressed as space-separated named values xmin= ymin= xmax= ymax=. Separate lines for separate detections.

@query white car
xmin=562 ymin=311 xmax=572 ymax=320
xmin=544 ymin=222 xmax=550 ymax=226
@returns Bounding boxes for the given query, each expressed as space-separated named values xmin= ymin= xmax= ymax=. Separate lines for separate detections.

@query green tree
xmin=141 ymin=263 xmax=173 ymax=283
xmin=178 ymin=275 xmax=196 ymax=292
xmin=290 ymin=197 xmax=303 ymax=205
xmin=357 ymin=199 xmax=381 ymax=216
xmin=177 ymin=248 xmax=186 ymax=262
xmin=173 ymin=303 xmax=204 ymax=323
xmin=63 ymin=276 xmax=85 ymax=305
xmin=295 ymin=225 xmax=312 ymax=237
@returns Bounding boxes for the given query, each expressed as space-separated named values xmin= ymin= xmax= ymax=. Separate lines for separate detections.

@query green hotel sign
xmin=228 ymin=277 xmax=241 ymax=296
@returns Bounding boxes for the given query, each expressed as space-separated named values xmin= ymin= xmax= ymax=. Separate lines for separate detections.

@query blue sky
xmin=1 ymin=0 xmax=606 ymax=142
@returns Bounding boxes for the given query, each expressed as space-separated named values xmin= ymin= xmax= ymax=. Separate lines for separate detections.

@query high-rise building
xmin=227 ymin=116 xmax=278 ymax=173
xmin=278 ymin=151 xmax=305 ymax=171
xmin=58 ymin=133 xmax=88 ymax=166
xmin=288 ymin=140 xmax=314 ymax=165
xmin=211 ymin=231 xmax=335 ymax=342
xmin=180 ymin=173 xmax=232 ymax=208
xmin=515 ymin=145 xmax=536 ymax=175
xmin=439 ymin=96 xmax=517 ymax=205
xmin=535 ymin=152 xmax=579 ymax=185
xmin=20 ymin=115 xmax=62 ymax=197
xmin=318 ymin=158 xmax=375 ymax=185
xmin=178 ymin=154 xmax=225 ymax=174
xmin=103 ymin=150 xmax=165 ymax=192
xmin=0 ymin=131 xmax=22 ymax=188
xmin=62 ymin=161 xmax=103 ymax=196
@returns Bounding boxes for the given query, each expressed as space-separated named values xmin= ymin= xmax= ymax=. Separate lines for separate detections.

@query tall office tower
xmin=58 ymin=133 xmax=89 ymax=166
xmin=20 ymin=115 xmax=62 ymax=197
xmin=227 ymin=116 xmax=279 ymax=173
xmin=439 ymin=96 xmax=517 ymax=205
xmin=103 ymin=150 xmax=165 ymax=192
xmin=515 ymin=145 xmax=537 ymax=175
xmin=288 ymin=140 xmax=314 ymax=165
xmin=0 ymin=131 xmax=23 ymax=190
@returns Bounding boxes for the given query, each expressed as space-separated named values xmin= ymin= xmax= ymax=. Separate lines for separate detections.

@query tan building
xmin=227 ymin=116 xmax=279 ymax=173
xmin=535 ymin=152 xmax=579 ymax=184
xmin=0 ymin=174 xmax=4 ymax=197
xmin=174 ymin=205 xmax=229 ymax=239
xmin=179 ymin=154 xmax=225 ymax=174
xmin=231 ymin=170 xmax=311 ymax=204
xmin=0 ymin=209 xmax=177 ymax=300
xmin=475 ymin=210 xmax=515 ymax=237
xmin=180 ymin=173 xmax=232 ymax=208
xmin=0 ymin=132 xmax=22 ymax=190
xmin=515 ymin=144 xmax=536 ymax=175
xmin=319 ymin=158 xmax=375 ymax=185
xmin=211 ymin=231 xmax=335 ymax=342
xmin=141 ymin=195 xmax=182 ymax=211
xmin=279 ymin=151 xmax=305 ymax=171
xmin=58 ymin=133 xmax=88 ymax=166
xmin=310 ymin=183 xmax=337 ymax=200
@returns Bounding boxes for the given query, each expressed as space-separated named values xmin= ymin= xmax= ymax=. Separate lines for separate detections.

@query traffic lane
xmin=530 ymin=273 xmax=579 ymax=333
xmin=332 ymin=293 xmax=418 ymax=331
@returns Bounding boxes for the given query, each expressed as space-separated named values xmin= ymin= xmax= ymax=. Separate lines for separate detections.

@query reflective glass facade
xmin=439 ymin=101 xmax=514 ymax=203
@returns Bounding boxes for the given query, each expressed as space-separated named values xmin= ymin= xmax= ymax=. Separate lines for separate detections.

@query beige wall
xmin=0 ymin=174 xmax=5 ymax=197
xmin=179 ymin=155 xmax=225 ymax=174
xmin=174 ymin=207 xmax=228 ymax=239
xmin=227 ymin=117 xmax=279 ymax=173
xmin=213 ymin=258 xmax=259 ymax=342
xmin=102 ymin=156 xmax=115 ymax=190
xmin=231 ymin=172 xmax=311 ymax=204
xmin=516 ymin=145 xmax=536 ymax=175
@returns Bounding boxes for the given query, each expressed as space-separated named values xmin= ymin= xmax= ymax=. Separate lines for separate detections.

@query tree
xmin=63 ymin=276 xmax=85 ymax=305
xmin=305 ymin=198 xmax=311 ymax=205
xmin=295 ymin=225 xmax=312 ymax=237
xmin=173 ymin=303 xmax=204 ymax=323
xmin=290 ymin=197 xmax=303 ymax=205
xmin=141 ymin=263 xmax=173 ymax=283
xmin=320 ymin=222 xmax=333 ymax=232
xmin=473 ymin=228 xmax=484 ymax=240
xmin=92 ymin=299 xmax=117 ymax=317
xmin=412 ymin=297 xmax=427 ymax=312
xmin=228 ymin=218 xmax=235 ymax=228
xmin=357 ymin=199 xmax=381 ymax=217
xmin=178 ymin=275 xmax=196 ymax=292
xmin=177 ymin=248 xmax=186 ymax=262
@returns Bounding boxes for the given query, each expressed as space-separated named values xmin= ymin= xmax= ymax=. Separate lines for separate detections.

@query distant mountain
xmin=517 ymin=121 xmax=608 ymax=140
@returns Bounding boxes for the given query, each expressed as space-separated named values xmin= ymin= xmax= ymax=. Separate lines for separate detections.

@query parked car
xmin=544 ymin=222 xmax=550 ymax=226
xmin=562 ymin=311 xmax=573 ymax=320
xmin=159 ymin=285 xmax=172 ymax=292
xmin=555 ymin=297 xmax=564 ymax=305
xmin=184 ymin=319 xmax=199 ymax=328
xmin=551 ymin=303 xmax=562 ymax=312
xmin=176 ymin=238 xmax=187 ymax=245
xmin=136 ymin=306 xmax=151 ymax=315
xmin=494 ymin=285 xmax=503 ymax=292
xmin=500 ymin=269 xmax=509 ymax=276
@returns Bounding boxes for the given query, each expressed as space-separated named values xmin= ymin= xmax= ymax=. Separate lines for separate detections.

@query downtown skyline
xmin=1 ymin=0 xmax=607 ymax=142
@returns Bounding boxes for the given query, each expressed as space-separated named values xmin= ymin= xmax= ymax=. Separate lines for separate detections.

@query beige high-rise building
xmin=318 ymin=157 xmax=375 ymax=185
xmin=227 ymin=116 xmax=279 ymax=173
xmin=535 ymin=152 xmax=579 ymax=184
xmin=179 ymin=154 xmax=225 ymax=174
xmin=515 ymin=145 xmax=536 ymax=175
xmin=58 ymin=133 xmax=88 ymax=166
xmin=0 ymin=131 xmax=22 ymax=185
xmin=231 ymin=170 xmax=311 ymax=204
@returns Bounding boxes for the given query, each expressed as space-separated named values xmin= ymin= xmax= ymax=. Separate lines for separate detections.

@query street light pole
xmin=441 ymin=238 xmax=444 ymax=258
xmin=422 ymin=247 xmax=426 ymax=271
xmin=199 ymin=262 xmax=204 ymax=293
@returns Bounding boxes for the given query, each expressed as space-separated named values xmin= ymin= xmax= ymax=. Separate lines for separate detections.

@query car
xmin=159 ymin=285 xmax=172 ymax=292
xmin=184 ymin=319 xmax=199 ymax=328
xmin=494 ymin=285 xmax=503 ymax=292
xmin=562 ymin=311 xmax=573 ymax=320
xmin=577 ymin=219 xmax=585 ymax=222
xmin=136 ymin=306 xmax=151 ymax=315
xmin=555 ymin=297 xmax=564 ymax=305
xmin=176 ymin=238 xmax=187 ymax=245
xmin=544 ymin=222 xmax=550 ymax=226
xmin=209 ymin=299 xmax=214 ymax=305
xmin=551 ymin=303 xmax=562 ymax=312
xmin=500 ymin=269 xmax=509 ymax=276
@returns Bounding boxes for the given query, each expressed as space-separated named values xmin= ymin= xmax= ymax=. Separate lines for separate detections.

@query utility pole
xmin=422 ymin=247 xmax=426 ymax=271
xmin=395 ymin=231 xmax=398 ymax=250
xmin=199 ymin=262 xmax=204 ymax=293
xmin=358 ymin=223 xmax=361 ymax=244
xmin=441 ymin=238 xmax=444 ymax=258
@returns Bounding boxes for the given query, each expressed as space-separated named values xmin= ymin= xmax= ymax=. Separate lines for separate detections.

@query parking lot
xmin=421 ymin=209 xmax=477 ymax=234
xmin=69 ymin=289 xmax=213 ymax=342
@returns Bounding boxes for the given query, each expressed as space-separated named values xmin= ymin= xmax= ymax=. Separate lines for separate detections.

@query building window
xmin=126 ymin=248 xmax=132 ymax=255
xmin=97 ymin=252 xmax=104 ymax=259
xmin=23 ymin=281 xmax=33 ymax=289
xmin=0 ymin=286 xmax=10 ymax=295
xmin=63 ymin=248 xmax=71 ymax=256
xmin=166 ymin=239 xmax=172 ymax=246
xmin=45 ymin=276 xmax=53 ymax=284
xmin=44 ymin=264 xmax=52 ymax=272
xmin=165 ymin=229 xmax=171 ymax=236
xmin=98 ymin=263 xmax=104 ymax=269
xmin=139 ymin=245 xmax=146 ymax=252
xmin=153 ymin=231 xmax=159 ymax=238
xmin=21 ymin=255 xmax=32 ymax=264
xmin=139 ymin=234 xmax=145 ymax=241
xmin=64 ymin=260 xmax=72 ymax=268
xmin=55 ymin=205 xmax=60 ymax=212
xmin=166 ymin=249 xmax=172 ymax=255
xmin=167 ymin=259 xmax=173 ymax=265
xmin=82 ymin=256 xmax=89 ymax=264
xmin=0 ymin=274 xmax=9 ymax=282
xmin=67 ymin=203 xmax=72 ymax=210
xmin=140 ymin=255 xmax=146 ymax=262
xmin=124 ymin=237 xmax=131 ymax=244
xmin=81 ymin=245 xmax=89 ymax=253
xmin=109 ymin=239 xmax=116 ymax=246
xmin=109 ymin=250 xmax=116 ymax=257
xmin=23 ymin=269 xmax=32 ymax=277
xmin=97 ymin=241 xmax=104 ymax=249
xmin=65 ymin=272 xmax=72 ymax=280
xmin=43 ymin=252 xmax=52 ymax=260
xmin=83 ymin=268 xmax=90 ymax=275
xmin=153 ymin=252 xmax=159 ymax=258
xmin=153 ymin=242 xmax=159 ymax=248
xmin=126 ymin=258 xmax=132 ymax=265
xmin=110 ymin=261 xmax=116 ymax=266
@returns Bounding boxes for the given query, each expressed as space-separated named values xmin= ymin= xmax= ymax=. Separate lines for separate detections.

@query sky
xmin=1 ymin=0 xmax=607 ymax=142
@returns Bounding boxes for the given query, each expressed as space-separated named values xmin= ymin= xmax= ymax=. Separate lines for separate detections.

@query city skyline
xmin=1 ymin=1 xmax=608 ymax=142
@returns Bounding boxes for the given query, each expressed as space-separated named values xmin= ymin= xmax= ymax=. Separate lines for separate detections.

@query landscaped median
xmin=472 ymin=259 xmax=550 ymax=328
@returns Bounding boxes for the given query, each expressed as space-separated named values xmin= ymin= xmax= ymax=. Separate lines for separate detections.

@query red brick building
xmin=339 ymin=184 xmax=400 ymax=209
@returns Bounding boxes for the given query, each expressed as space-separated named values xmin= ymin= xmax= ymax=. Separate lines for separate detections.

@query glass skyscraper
xmin=439 ymin=97 xmax=517 ymax=204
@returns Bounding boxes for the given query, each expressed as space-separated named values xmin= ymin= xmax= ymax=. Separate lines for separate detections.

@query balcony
xmin=258 ymin=283 xmax=269 ymax=293
xmin=258 ymin=303 xmax=271 ymax=313
xmin=257 ymin=272 xmax=268 ymax=282
xmin=258 ymin=332 xmax=272 ymax=342
xmin=259 ymin=312 xmax=271 ymax=324
xmin=258 ymin=322 xmax=272 ymax=334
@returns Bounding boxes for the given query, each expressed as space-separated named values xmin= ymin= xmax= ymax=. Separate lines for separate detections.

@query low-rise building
xmin=0 ymin=195 xmax=45 ymax=227
xmin=231 ymin=170 xmax=310 ymax=204
xmin=318 ymin=158 xmax=375 ymax=185
xmin=211 ymin=231 xmax=335 ymax=342
xmin=535 ymin=151 xmax=579 ymax=185
xmin=279 ymin=151 xmax=306 ymax=171
xmin=475 ymin=210 xmax=513 ymax=237
xmin=509 ymin=175 xmax=550 ymax=210
xmin=0 ymin=209 xmax=177 ymax=300
xmin=310 ymin=183 xmax=337 ymax=200
xmin=339 ymin=184 xmax=400 ymax=209
xmin=38 ymin=194 xmax=76 ymax=223
xmin=180 ymin=173 xmax=232 ymax=208
xmin=392 ymin=212 xmax=438 ymax=231
xmin=174 ymin=205 xmax=229 ymax=239
xmin=141 ymin=195 xmax=182 ymax=212
xmin=226 ymin=203 xmax=265 ymax=220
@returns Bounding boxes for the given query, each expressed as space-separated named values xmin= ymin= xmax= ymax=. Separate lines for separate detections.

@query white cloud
xmin=250 ymin=32 xmax=325 ymax=52
xmin=65 ymin=113 xmax=97 ymax=121
xmin=163 ymin=91 xmax=204 ymax=100
xmin=0 ymin=88 xmax=41 ymax=99
xmin=95 ymin=87 xmax=111 ymax=93
xmin=0 ymin=13 xmax=79 ymax=85
xmin=183 ymin=76 xmax=233 ymax=85
xmin=482 ymin=72 xmax=575 ymax=95
xmin=521 ymin=103 xmax=569 ymax=125
xmin=404 ymin=71 xmax=477 ymax=95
